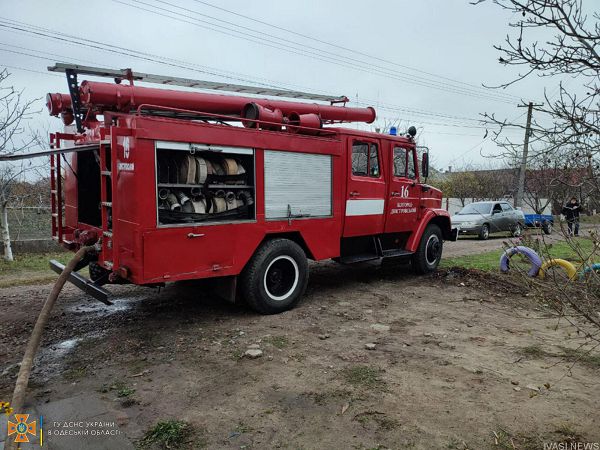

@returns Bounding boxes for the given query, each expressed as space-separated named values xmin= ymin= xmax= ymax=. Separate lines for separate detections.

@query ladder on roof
xmin=48 ymin=63 xmax=348 ymax=103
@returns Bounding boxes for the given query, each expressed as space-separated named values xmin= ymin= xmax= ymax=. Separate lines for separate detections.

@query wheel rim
xmin=483 ymin=226 xmax=489 ymax=238
xmin=425 ymin=235 xmax=441 ymax=266
xmin=263 ymin=255 xmax=299 ymax=301
xmin=514 ymin=224 xmax=522 ymax=236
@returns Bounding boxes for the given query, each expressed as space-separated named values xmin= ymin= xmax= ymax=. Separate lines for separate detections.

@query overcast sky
xmin=0 ymin=0 xmax=563 ymax=170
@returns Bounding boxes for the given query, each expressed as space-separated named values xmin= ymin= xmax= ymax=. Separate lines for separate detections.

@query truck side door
xmin=384 ymin=145 xmax=420 ymax=233
xmin=343 ymin=139 xmax=386 ymax=237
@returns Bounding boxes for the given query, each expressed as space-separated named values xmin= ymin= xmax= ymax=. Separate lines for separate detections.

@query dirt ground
xmin=1 ymin=239 xmax=599 ymax=449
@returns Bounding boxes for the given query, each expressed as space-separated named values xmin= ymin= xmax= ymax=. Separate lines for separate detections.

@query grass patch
xmin=0 ymin=251 xmax=90 ymax=287
xmin=263 ymin=335 xmax=289 ymax=349
xmin=492 ymin=428 xmax=542 ymax=450
xmin=492 ymin=424 xmax=584 ymax=449
xmin=341 ymin=365 xmax=385 ymax=389
xmin=517 ymin=344 xmax=547 ymax=358
xmin=354 ymin=411 xmax=399 ymax=431
xmin=517 ymin=345 xmax=600 ymax=369
xmin=0 ymin=251 xmax=70 ymax=273
xmin=558 ymin=346 xmax=600 ymax=369
xmin=441 ymin=238 xmax=597 ymax=272
xmin=100 ymin=380 xmax=136 ymax=397
xmin=117 ymin=386 xmax=136 ymax=398
xmin=63 ymin=366 xmax=87 ymax=380
xmin=235 ymin=422 xmax=253 ymax=434
xmin=139 ymin=420 xmax=194 ymax=449
xmin=309 ymin=388 xmax=352 ymax=406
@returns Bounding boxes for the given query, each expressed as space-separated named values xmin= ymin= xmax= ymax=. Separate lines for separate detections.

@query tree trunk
xmin=1 ymin=202 xmax=13 ymax=261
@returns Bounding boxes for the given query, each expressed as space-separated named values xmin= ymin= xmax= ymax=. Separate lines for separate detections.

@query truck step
xmin=381 ymin=249 xmax=413 ymax=259
xmin=339 ymin=253 xmax=380 ymax=264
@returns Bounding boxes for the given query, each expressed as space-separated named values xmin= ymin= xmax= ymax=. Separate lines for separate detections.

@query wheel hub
xmin=426 ymin=236 xmax=441 ymax=265
xmin=264 ymin=256 xmax=299 ymax=301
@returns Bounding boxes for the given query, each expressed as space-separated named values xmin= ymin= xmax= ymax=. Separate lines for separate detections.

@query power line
xmin=0 ymin=19 xmax=527 ymax=130
xmin=110 ymin=0 xmax=519 ymax=104
xmin=0 ymin=24 xmax=516 ymax=127
xmin=159 ymin=0 xmax=522 ymax=103
xmin=188 ymin=0 xmax=523 ymax=101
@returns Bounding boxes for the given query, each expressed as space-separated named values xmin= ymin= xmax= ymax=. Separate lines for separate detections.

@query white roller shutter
xmin=264 ymin=150 xmax=332 ymax=219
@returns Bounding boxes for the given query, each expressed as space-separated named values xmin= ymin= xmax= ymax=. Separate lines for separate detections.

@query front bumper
xmin=454 ymin=224 xmax=482 ymax=236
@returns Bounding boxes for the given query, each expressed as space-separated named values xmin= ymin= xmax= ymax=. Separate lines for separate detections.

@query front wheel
xmin=478 ymin=224 xmax=490 ymax=240
xmin=412 ymin=224 xmax=443 ymax=274
xmin=240 ymin=238 xmax=309 ymax=314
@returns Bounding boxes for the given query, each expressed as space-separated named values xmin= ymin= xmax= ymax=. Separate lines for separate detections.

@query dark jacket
xmin=562 ymin=202 xmax=581 ymax=220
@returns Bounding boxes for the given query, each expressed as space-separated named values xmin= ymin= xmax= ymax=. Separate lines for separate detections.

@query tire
xmin=511 ymin=222 xmax=523 ymax=237
xmin=542 ymin=221 xmax=552 ymax=235
xmin=538 ymin=259 xmax=577 ymax=280
xmin=478 ymin=224 xmax=490 ymax=240
xmin=89 ymin=262 xmax=110 ymax=286
xmin=499 ymin=246 xmax=542 ymax=277
xmin=412 ymin=224 xmax=443 ymax=274
xmin=240 ymin=238 xmax=309 ymax=314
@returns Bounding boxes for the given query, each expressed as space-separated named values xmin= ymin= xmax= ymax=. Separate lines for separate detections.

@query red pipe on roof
xmin=77 ymin=81 xmax=376 ymax=124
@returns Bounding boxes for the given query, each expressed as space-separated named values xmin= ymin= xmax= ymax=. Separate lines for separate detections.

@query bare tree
xmin=474 ymin=0 xmax=600 ymax=199
xmin=0 ymin=69 xmax=40 ymax=261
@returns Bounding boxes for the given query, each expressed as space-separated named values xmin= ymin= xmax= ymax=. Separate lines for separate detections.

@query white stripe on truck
xmin=345 ymin=199 xmax=385 ymax=216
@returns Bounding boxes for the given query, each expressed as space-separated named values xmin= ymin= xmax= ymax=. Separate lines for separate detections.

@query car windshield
xmin=457 ymin=203 xmax=492 ymax=215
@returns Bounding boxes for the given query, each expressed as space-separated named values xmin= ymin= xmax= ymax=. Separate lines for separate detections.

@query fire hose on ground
xmin=4 ymin=246 xmax=94 ymax=450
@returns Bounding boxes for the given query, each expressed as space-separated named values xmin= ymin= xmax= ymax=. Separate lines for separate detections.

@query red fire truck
xmin=36 ymin=64 xmax=457 ymax=314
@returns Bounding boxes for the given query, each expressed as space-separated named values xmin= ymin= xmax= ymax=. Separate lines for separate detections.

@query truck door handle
xmin=187 ymin=233 xmax=205 ymax=238
xmin=349 ymin=191 xmax=360 ymax=197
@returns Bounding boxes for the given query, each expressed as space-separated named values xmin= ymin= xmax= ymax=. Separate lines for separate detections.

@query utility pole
xmin=514 ymin=101 xmax=542 ymax=208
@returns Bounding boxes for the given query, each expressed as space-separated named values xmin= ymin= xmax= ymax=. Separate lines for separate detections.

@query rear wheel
xmin=89 ymin=262 xmax=110 ymax=286
xmin=512 ymin=222 xmax=523 ymax=237
xmin=412 ymin=224 xmax=443 ymax=274
xmin=241 ymin=238 xmax=309 ymax=314
xmin=542 ymin=221 xmax=552 ymax=235
xmin=478 ymin=224 xmax=490 ymax=240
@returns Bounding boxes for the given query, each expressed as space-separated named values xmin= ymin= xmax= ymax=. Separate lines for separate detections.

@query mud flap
xmin=448 ymin=227 xmax=459 ymax=241
xmin=49 ymin=259 xmax=112 ymax=305
xmin=212 ymin=275 xmax=237 ymax=304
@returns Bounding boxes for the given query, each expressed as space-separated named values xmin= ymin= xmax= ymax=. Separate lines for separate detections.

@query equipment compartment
xmin=155 ymin=144 xmax=255 ymax=225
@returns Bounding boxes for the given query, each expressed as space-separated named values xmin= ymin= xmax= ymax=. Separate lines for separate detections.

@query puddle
xmin=33 ymin=331 xmax=106 ymax=382
xmin=67 ymin=296 xmax=137 ymax=316
xmin=48 ymin=338 xmax=82 ymax=358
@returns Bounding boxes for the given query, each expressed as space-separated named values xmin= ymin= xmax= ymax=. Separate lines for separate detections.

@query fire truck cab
xmin=45 ymin=64 xmax=456 ymax=314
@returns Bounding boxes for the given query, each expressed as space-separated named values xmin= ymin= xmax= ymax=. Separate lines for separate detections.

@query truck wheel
xmin=542 ymin=221 xmax=552 ymax=235
xmin=89 ymin=262 xmax=110 ymax=286
xmin=478 ymin=224 xmax=490 ymax=240
xmin=512 ymin=222 xmax=523 ymax=237
xmin=241 ymin=238 xmax=309 ymax=314
xmin=412 ymin=224 xmax=443 ymax=274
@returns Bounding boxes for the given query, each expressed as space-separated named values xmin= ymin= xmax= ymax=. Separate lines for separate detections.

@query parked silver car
xmin=451 ymin=201 xmax=526 ymax=240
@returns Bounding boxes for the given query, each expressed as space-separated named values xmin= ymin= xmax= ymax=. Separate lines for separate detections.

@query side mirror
xmin=421 ymin=152 xmax=429 ymax=179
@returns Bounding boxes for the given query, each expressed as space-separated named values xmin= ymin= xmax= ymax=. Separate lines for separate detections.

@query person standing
xmin=562 ymin=197 xmax=581 ymax=236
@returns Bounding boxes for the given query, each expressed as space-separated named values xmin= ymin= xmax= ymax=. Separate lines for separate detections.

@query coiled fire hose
xmin=4 ymin=246 xmax=94 ymax=450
